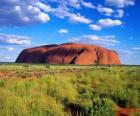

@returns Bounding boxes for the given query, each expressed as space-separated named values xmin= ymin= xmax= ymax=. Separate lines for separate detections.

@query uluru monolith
xmin=16 ymin=43 xmax=121 ymax=65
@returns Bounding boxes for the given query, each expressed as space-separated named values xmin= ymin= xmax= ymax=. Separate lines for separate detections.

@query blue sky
xmin=0 ymin=0 xmax=140 ymax=64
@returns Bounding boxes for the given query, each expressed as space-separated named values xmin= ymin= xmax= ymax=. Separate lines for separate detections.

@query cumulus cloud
xmin=106 ymin=0 xmax=135 ymax=8
xmin=81 ymin=2 xmax=125 ymax=18
xmin=0 ymin=33 xmax=31 ymax=45
xmin=81 ymin=1 xmax=95 ymax=9
xmin=36 ymin=2 xmax=52 ymax=13
xmin=47 ymin=0 xmax=81 ymax=9
xmin=115 ymin=9 xmax=124 ymax=18
xmin=58 ymin=29 xmax=68 ymax=34
xmin=98 ymin=18 xmax=122 ymax=27
xmin=0 ymin=0 xmax=51 ymax=26
xmin=68 ymin=13 xmax=92 ymax=24
xmin=82 ymin=2 xmax=123 ymax=18
xmin=81 ymin=3 xmax=114 ymax=17
xmin=90 ymin=18 xmax=122 ymax=31
xmin=97 ymin=5 xmax=114 ymax=16
xmin=69 ymin=35 xmax=119 ymax=47
xmin=36 ymin=1 xmax=92 ymax=24
xmin=0 ymin=0 xmax=134 ymax=27
xmin=89 ymin=24 xmax=102 ymax=31
xmin=39 ymin=0 xmax=92 ymax=24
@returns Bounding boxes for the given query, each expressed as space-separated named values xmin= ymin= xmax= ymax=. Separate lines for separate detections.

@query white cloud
xmin=0 ymin=56 xmax=12 ymax=61
xmin=81 ymin=2 xmax=125 ymax=18
xmin=7 ymin=47 xmax=15 ymax=51
xmin=118 ymin=49 xmax=134 ymax=59
xmin=98 ymin=18 xmax=122 ymax=27
xmin=0 ymin=55 xmax=14 ymax=62
xmin=90 ymin=18 xmax=122 ymax=31
xmin=89 ymin=24 xmax=102 ymax=31
xmin=58 ymin=29 xmax=68 ymax=34
xmin=5 ymin=56 xmax=11 ymax=60
xmin=81 ymin=2 xmax=95 ymax=9
xmin=0 ymin=47 xmax=15 ymax=51
xmin=121 ymin=46 xmax=140 ymax=60
xmin=50 ymin=6 xmax=92 ymax=24
xmin=81 ymin=3 xmax=115 ymax=17
xmin=68 ymin=13 xmax=92 ymax=24
xmin=115 ymin=9 xmax=124 ymax=18
xmin=36 ymin=2 xmax=52 ymax=13
xmin=97 ymin=5 xmax=114 ymax=16
xmin=0 ymin=0 xmax=50 ymax=26
xmin=133 ymin=47 xmax=140 ymax=51
xmin=36 ymin=2 xmax=92 ymax=24
xmin=106 ymin=0 xmax=135 ymax=8
xmin=0 ymin=33 xmax=31 ymax=45
xmin=39 ymin=0 xmax=86 ymax=23
xmin=37 ymin=12 xmax=50 ymax=23
xmin=47 ymin=0 xmax=81 ymax=8
xmin=66 ymin=0 xmax=80 ymax=8
xmin=69 ymin=35 xmax=119 ymax=47
xmin=0 ymin=0 xmax=133 ymax=27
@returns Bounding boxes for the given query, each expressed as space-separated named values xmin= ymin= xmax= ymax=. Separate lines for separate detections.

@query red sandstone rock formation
xmin=16 ymin=43 xmax=121 ymax=65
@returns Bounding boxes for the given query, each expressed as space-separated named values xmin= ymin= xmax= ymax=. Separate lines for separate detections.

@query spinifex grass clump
xmin=0 ymin=64 xmax=139 ymax=116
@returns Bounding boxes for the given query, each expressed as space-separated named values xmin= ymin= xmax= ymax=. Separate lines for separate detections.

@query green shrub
xmin=0 ymin=79 xmax=6 ymax=87
xmin=0 ymin=64 xmax=139 ymax=115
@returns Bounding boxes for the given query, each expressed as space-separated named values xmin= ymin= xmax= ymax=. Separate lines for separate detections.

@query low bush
xmin=0 ymin=64 xmax=139 ymax=116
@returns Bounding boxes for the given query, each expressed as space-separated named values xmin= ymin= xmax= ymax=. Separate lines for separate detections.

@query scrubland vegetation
xmin=0 ymin=64 xmax=139 ymax=116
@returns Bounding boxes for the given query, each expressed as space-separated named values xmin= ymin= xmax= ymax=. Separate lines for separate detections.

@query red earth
xmin=116 ymin=107 xmax=140 ymax=116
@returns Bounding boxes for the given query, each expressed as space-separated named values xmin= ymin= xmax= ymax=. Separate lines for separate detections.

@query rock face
xmin=16 ymin=43 xmax=121 ymax=65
